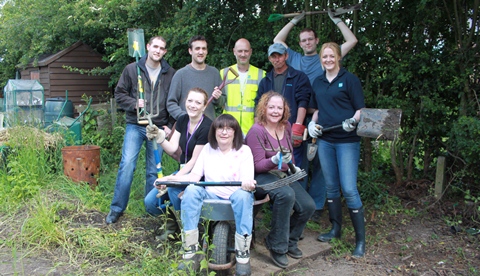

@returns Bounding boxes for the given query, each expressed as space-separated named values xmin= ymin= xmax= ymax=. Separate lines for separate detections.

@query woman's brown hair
xmin=208 ymin=114 xmax=244 ymax=151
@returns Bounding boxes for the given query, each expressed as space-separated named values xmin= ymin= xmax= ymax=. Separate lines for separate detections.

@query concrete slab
xmin=249 ymin=228 xmax=332 ymax=275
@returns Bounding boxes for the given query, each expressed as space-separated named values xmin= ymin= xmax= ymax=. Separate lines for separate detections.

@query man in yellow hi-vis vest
xmin=221 ymin=38 xmax=265 ymax=135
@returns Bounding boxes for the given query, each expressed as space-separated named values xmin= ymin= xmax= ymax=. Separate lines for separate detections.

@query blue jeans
xmin=181 ymin=185 xmax=254 ymax=235
xmin=318 ymin=140 xmax=362 ymax=209
xmin=167 ymin=187 xmax=184 ymax=211
xmin=144 ymin=188 xmax=170 ymax=216
xmin=110 ymin=124 xmax=164 ymax=213
xmin=255 ymin=173 xmax=315 ymax=253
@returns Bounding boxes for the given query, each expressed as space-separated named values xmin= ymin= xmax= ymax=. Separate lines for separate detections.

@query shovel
xmin=267 ymin=3 xmax=362 ymax=22
xmin=127 ymin=28 xmax=148 ymax=124
xmin=307 ymin=127 xmax=319 ymax=161
xmin=322 ymin=108 xmax=402 ymax=139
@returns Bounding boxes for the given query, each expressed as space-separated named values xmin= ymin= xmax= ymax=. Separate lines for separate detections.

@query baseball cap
xmin=268 ymin=43 xmax=287 ymax=56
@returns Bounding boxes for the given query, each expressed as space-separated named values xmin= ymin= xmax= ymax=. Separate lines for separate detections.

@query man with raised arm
xmin=273 ymin=10 xmax=358 ymax=221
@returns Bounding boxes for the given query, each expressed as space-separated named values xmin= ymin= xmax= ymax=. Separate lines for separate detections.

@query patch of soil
xmin=1 ymin=181 xmax=479 ymax=275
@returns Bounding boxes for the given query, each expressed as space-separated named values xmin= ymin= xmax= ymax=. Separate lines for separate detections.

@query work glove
xmin=146 ymin=125 xmax=166 ymax=143
xmin=308 ymin=121 xmax=323 ymax=138
xmin=342 ymin=117 xmax=357 ymax=132
xmin=290 ymin=11 xmax=306 ymax=25
xmin=328 ymin=9 xmax=342 ymax=25
xmin=271 ymin=151 xmax=292 ymax=165
xmin=288 ymin=165 xmax=302 ymax=175
xmin=292 ymin=123 xmax=306 ymax=147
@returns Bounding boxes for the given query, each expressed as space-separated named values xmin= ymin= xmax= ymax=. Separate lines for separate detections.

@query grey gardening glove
xmin=271 ymin=151 xmax=292 ymax=165
xmin=342 ymin=118 xmax=357 ymax=132
xmin=146 ymin=125 xmax=166 ymax=143
xmin=308 ymin=121 xmax=323 ymax=138
xmin=290 ymin=11 xmax=306 ymax=25
xmin=328 ymin=9 xmax=342 ymax=25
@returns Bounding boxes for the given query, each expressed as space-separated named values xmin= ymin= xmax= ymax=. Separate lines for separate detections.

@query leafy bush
xmin=447 ymin=116 xmax=480 ymax=185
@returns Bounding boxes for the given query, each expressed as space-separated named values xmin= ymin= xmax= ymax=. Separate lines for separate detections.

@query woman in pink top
xmin=155 ymin=114 xmax=256 ymax=276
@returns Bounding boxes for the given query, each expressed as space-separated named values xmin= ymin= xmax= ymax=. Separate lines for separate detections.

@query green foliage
xmin=447 ymin=116 xmax=480 ymax=172
xmin=0 ymin=127 xmax=63 ymax=208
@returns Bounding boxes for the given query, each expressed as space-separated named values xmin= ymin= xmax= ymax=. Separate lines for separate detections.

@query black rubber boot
xmin=156 ymin=209 xmax=180 ymax=241
xmin=317 ymin=198 xmax=342 ymax=242
xmin=349 ymin=207 xmax=366 ymax=258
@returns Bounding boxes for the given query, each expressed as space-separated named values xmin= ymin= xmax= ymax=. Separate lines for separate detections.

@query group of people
xmin=104 ymin=9 xmax=366 ymax=276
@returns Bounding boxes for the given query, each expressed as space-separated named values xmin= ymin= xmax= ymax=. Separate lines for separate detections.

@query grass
xmin=0 ymin=123 xmax=189 ymax=275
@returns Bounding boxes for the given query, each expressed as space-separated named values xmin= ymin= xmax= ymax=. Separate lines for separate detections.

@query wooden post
xmin=434 ymin=156 xmax=446 ymax=199
xmin=110 ymin=98 xmax=116 ymax=125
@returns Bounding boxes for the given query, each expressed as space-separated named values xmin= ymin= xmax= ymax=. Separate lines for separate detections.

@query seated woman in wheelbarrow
xmin=245 ymin=91 xmax=315 ymax=269
xmin=154 ymin=114 xmax=256 ymax=276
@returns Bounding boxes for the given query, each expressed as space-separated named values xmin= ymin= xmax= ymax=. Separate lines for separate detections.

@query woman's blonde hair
xmin=319 ymin=42 xmax=341 ymax=71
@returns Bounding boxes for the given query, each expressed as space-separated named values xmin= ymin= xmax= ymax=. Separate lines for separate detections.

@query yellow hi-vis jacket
xmin=221 ymin=65 xmax=265 ymax=135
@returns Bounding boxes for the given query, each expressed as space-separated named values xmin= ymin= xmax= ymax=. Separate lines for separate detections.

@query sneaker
xmin=105 ymin=210 xmax=122 ymax=224
xmin=287 ymin=247 xmax=303 ymax=259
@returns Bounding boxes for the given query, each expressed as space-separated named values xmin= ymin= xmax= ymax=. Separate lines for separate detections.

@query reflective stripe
xmin=224 ymin=106 xmax=255 ymax=112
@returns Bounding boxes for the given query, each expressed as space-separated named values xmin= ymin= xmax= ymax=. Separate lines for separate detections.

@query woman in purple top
xmin=245 ymin=91 xmax=315 ymax=269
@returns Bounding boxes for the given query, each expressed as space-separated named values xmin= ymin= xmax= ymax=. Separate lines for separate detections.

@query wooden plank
xmin=48 ymin=62 xmax=107 ymax=69
xmin=49 ymin=79 xmax=109 ymax=86
xmin=435 ymin=156 xmax=446 ymax=199
xmin=49 ymin=73 xmax=110 ymax=80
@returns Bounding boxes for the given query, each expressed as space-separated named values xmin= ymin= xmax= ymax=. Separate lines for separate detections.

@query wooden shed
xmin=19 ymin=41 xmax=111 ymax=110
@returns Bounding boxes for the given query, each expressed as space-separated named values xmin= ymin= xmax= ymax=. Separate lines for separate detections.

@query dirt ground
xmin=0 ymin=181 xmax=479 ymax=276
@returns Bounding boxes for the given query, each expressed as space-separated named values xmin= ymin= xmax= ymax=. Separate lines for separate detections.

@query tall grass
xmin=0 ymin=115 xmax=185 ymax=274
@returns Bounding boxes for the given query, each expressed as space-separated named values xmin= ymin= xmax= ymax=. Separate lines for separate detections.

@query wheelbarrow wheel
xmin=211 ymin=221 xmax=233 ymax=276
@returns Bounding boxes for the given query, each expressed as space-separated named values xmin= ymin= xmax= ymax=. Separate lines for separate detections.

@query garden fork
xmin=255 ymin=131 xmax=297 ymax=173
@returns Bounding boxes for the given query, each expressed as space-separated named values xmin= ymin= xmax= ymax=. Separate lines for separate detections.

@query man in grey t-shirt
xmin=167 ymin=35 xmax=225 ymax=121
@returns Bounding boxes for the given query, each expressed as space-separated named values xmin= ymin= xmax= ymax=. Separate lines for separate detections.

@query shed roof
xmin=24 ymin=41 xmax=104 ymax=68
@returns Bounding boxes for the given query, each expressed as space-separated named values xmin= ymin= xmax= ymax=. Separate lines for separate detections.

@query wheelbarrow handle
xmin=155 ymin=181 xmax=242 ymax=187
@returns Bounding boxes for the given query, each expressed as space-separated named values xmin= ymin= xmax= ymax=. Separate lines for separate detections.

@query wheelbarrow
xmin=156 ymin=171 xmax=307 ymax=275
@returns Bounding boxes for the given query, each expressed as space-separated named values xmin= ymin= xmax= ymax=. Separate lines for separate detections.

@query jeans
xmin=110 ymin=124 xmax=164 ymax=213
xmin=181 ymin=185 xmax=254 ymax=235
xmin=318 ymin=140 xmax=362 ymax=209
xmin=144 ymin=188 xmax=170 ymax=216
xmin=255 ymin=172 xmax=315 ymax=253
xmin=167 ymin=187 xmax=184 ymax=211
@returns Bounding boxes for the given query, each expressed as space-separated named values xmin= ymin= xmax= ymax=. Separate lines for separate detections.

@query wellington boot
xmin=235 ymin=233 xmax=252 ymax=276
xmin=349 ymin=207 xmax=366 ymax=258
xmin=178 ymin=228 xmax=203 ymax=272
xmin=318 ymin=198 xmax=342 ymax=242
xmin=156 ymin=210 xmax=179 ymax=241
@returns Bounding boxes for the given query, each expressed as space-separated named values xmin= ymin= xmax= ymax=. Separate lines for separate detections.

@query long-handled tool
xmin=127 ymin=28 xmax=148 ymax=125
xmin=206 ymin=67 xmax=240 ymax=107
xmin=147 ymin=115 xmax=164 ymax=180
xmin=155 ymin=169 xmax=306 ymax=192
xmin=268 ymin=3 xmax=362 ymax=22
xmin=306 ymin=108 xmax=402 ymax=161
xmin=255 ymin=131 xmax=296 ymax=174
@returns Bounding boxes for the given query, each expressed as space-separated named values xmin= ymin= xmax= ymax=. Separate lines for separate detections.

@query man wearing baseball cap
xmin=256 ymin=42 xmax=312 ymax=152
